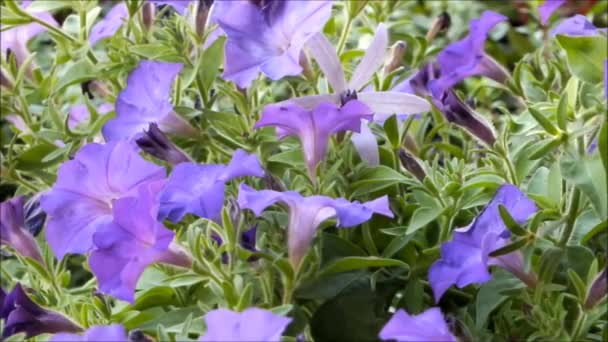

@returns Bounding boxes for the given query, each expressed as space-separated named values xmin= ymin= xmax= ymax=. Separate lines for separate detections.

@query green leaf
xmin=489 ymin=237 xmax=530 ymax=257
xmin=556 ymin=35 xmax=608 ymax=84
xmin=476 ymin=270 xmax=526 ymax=328
xmin=54 ymin=60 xmax=97 ymax=94
xmin=14 ymin=142 xmax=59 ymax=170
xmin=351 ymin=165 xmax=408 ymax=196
xmin=295 ymin=271 xmax=368 ymax=300
xmin=318 ymin=256 xmax=409 ymax=277
xmin=556 ymin=95 xmax=568 ymax=130
xmin=599 ymin=120 xmax=608 ymax=173
xmin=133 ymin=287 xmax=176 ymax=310
xmin=383 ymin=114 xmax=400 ymax=149
xmin=407 ymin=192 xmax=442 ymax=234
xmin=538 ymin=248 xmax=564 ymax=283
xmin=581 ymin=220 xmax=607 ymax=245
xmin=528 ymin=107 xmax=560 ymax=135
xmin=498 ymin=205 xmax=527 ymax=236
xmin=560 ymin=153 xmax=608 ymax=219
xmin=200 ymin=36 xmax=226 ymax=92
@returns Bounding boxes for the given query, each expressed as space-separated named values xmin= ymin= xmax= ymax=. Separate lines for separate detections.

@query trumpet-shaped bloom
xmin=89 ymin=3 xmax=129 ymax=45
xmin=102 ymin=60 xmax=196 ymax=142
xmin=238 ymin=184 xmax=393 ymax=268
xmin=257 ymin=100 xmax=373 ymax=177
xmin=68 ymin=103 xmax=113 ymax=130
xmin=200 ymin=308 xmax=292 ymax=342
xmin=431 ymin=11 xmax=508 ymax=95
xmin=551 ymin=14 xmax=604 ymax=36
xmin=379 ymin=308 xmax=456 ymax=342
xmin=0 ymin=284 xmax=81 ymax=339
xmin=428 ymin=184 xmax=537 ymax=302
xmin=40 ymin=141 xmax=165 ymax=259
xmin=539 ymin=0 xmax=566 ymax=25
xmin=90 ymin=181 xmax=191 ymax=303
xmin=212 ymin=0 xmax=332 ymax=88
xmin=50 ymin=325 xmax=127 ymax=342
xmin=159 ymin=150 xmax=265 ymax=223
xmin=0 ymin=0 xmax=58 ymax=66
xmin=0 ymin=197 xmax=44 ymax=263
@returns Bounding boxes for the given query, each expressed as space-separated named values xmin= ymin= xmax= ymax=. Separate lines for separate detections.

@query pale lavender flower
xmin=0 ymin=0 xmax=58 ymax=66
xmin=379 ymin=308 xmax=456 ymax=342
xmin=257 ymin=100 xmax=373 ymax=178
xmin=159 ymin=149 xmax=264 ymax=222
xmin=1 ymin=284 xmax=81 ymax=339
xmin=89 ymin=181 xmax=191 ymax=303
xmin=238 ymin=184 xmax=393 ymax=268
xmin=0 ymin=197 xmax=44 ymax=264
xmin=431 ymin=10 xmax=509 ymax=95
xmin=50 ymin=324 xmax=127 ymax=342
xmin=68 ymin=103 xmax=113 ymax=130
xmin=40 ymin=141 xmax=165 ymax=259
xmin=429 ymin=184 xmax=538 ymax=302
xmin=551 ymin=14 xmax=605 ymax=36
xmin=539 ymin=0 xmax=566 ymax=25
xmin=212 ymin=0 xmax=332 ymax=88
xmin=200 ymin=308 xmax=292 ymax=342
xmin=89 ymin=2 xmax=129 ymax=45
xmin=102 ymin=60 xmax=196 ymax=142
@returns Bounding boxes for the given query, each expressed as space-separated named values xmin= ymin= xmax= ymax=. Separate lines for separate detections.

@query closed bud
xmin=264 ymin=172 xmax=286 ymax=192
xmin=426 ymin=12 xmax=451 ymax=41
xmin=585 ymin=267 xmax=607 ymax=309
xmin=437 ymin=90 xmax=497 ymax=146
xmin=129 ymin=329 xmax=155 ymax=342
xmin=384 ymin=41 xmax=406 ymax=74
xmin=195 ymin=0 xmax=213 ymax=38
xmin=142 ymin=2 xmax=156 ymax=32
xmin=398 ymin=149 xmax=426 ymax=181
xmin=136 ymin=123 xmax=192 ymax=165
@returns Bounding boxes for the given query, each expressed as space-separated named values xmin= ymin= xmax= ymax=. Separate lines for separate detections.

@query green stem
xmin=558 ymin=187 xmax=581 ymax=247
xmin=336 ymin=16 xmax=353 ymax=56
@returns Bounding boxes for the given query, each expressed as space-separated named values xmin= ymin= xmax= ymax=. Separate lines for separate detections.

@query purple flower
xmin=200 ymin=308 xmax=292 ymax=342
xmin=257 ymin=100 xmax=373 ymax=178
xmin=539 ymin=0 xmax=566 ymax=25
xmin=431 ymin=11 xmax=509 ymax=95
xmin=89 ymin=181 xmax=191 ymax=303
xmin=136 ymin=123 xmax=192 ymax=165
xmin=50 ymin=324 xmax=127 ymax=342
xmin=238 ymin=184 xmax=393 ymax=268
xmin=0 ymin=197 xmax=44 ymax=264
xmin=551 ymin=14 xmax=604 ymax=37
xmin=149 ymin=0 xmax=194 ymax=15
xmin=0 ymin=284 xmax=81 ymax=339
xmin=159 ymin=149 xmax=264 ymax=223
xmin=40 ymin=141 xmax=165 ymax=259
xmin=379 ymin=308 xmax=456 ymax=342
xmin=102 ymin=60 xmax=196 ymax=142
xmin=0 ymin=0 xmax=58 ymax=66
xmin=585 ymin=267 xmax=607 ymax=309
xmin=212 ymin=0 xmax=332 ymax=88
xmin=68 ymin=103 xmax=113 ymax=130
xmin=428 ymin=184 xmax=538 ymax=302
xmin=89 ymin=3 xmax=129 ymax=45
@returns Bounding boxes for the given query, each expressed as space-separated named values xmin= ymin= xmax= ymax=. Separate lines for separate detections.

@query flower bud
xmin=142 ymin=2 xmax=156 ymax=32
xmin=384 ymin=41 xmax=406 ymax=74
xmin=585 ymin=267 xmax=607 ymax=309
xmin=398 ymin=149 xmax=426 ymax=181
xmin=195 ymin=0 xmax=213 ymax=38
xmin=426 ymin=12 xmax=451 ymax=41
xmin=136 ymin=123 xmax=192 ymax=165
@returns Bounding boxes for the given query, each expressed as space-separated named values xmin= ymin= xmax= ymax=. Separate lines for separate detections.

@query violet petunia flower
xmin=200 ymin=308 xmax=292 ymax=342
xmin=159 ymin=149 xmax=264 ymax=223
xmin=0 ymin=284 xmax=81 ymax=339
xmin=40 ymin=141 xmax=165 ymax=259
xmin=68 ymin=103 xmax=113 ymax=130
xmin=551 ymin=14 xmax=605 ymax=37
xmin=89 ymin=181 xmax=192 ymax=303
xmin=428 ymin=184 xmax=538 ymax=302
xmin=212 ymin=0 xmax=332 ymax=88
xmin=0 ymin=197 xmax=44 ymax=264
xmin=0 ymin=0 xmax=58 ymax=66
xmin=238 ymin=184 xmax=394 ymax=268
xmin=257 ymin=100 xmax=373 ymax=178
xmin=102 ymin=60 xmax=196 ymax=142
xmin=89 ymin=2 xmax=129 ymax=45
xmin=538 ymin=0 xmax=566 ymax=25
xmin=379 ymin=308 xmax=456 ymax=342
xmin=430 ymin=10 xmax=509 ymax=96
xmin=50 ymin=324 xmax=127 ymax=342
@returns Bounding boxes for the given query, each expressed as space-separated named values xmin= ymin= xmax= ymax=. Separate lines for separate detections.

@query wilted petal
xmin=257 ymin=100 xmax=373 ymax=177
xmin=434 ymin=11 xmax=507 ymax=93
xmin=349 ymin=24 xmax=389 ymax=91
xmin=40 ymin=141 xmax=165 ymax=259
xmin=201 ymin=308 xmax=292 ymax=342
xmin=358 ymin=91 xmax=431 ymax=119
xmin=89 ymin=3 xmax=129 ymax=45
xmin=429 ymin=184 xmax=537 ymax=302
xmin=551 ymin=14 xmax=602 ymax=36
xmin=351 ymin=120 xmax=380 ymax=166
xmin=158 ymin=150 xmax=264 ymax=222
xmin=50 ymin=325 xmax=128 ymax=342
xmin=238 ymin=184 xmax=393 ymax=268
xmin=539 ymin=0 xmax=566 ymax=25
xmin=0 ymin=197 xmax=44 ymax=263
xmin=379 ymin=308 xmax=456 ymax=342
xmin=103 ymin=61 xmax=194 ymax=141
xmin=307 ymin=32 xmax=347 ymax=93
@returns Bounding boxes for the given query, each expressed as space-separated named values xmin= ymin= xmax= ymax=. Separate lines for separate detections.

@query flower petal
xmin=350 ymin=120 xmax=380 ymax=166
xmin=349 ymin=23 xmax=389 ymax=91
xmin=358 ymin=91 xmax=431 ymax=116
xmin=307 ymin=32 xmax=347 ymax=93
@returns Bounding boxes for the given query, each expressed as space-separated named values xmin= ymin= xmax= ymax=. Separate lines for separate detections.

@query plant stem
xmin=558 ymin=187 xmax=580 ymax=247
xmin=336 ymin=16 xmax=353 ymax=56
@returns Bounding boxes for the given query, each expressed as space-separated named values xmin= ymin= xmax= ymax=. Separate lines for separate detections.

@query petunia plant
xmin=0 ymin=0 xmax=607 ymax=341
